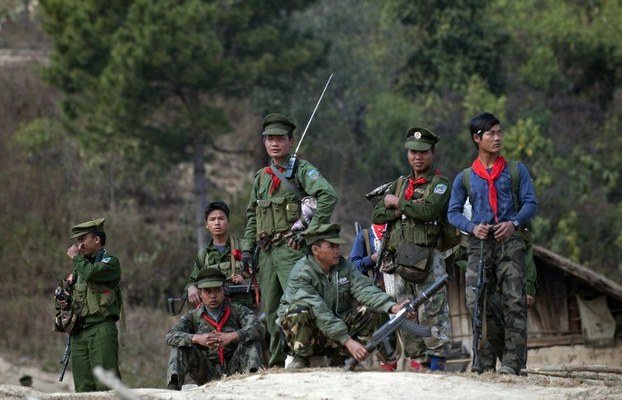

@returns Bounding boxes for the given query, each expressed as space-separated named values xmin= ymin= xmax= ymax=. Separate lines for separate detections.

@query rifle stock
xmin=471 ymin=239 xmax=487 ymax=373
xmin=343 ymin=273 xmax=449 ymax=371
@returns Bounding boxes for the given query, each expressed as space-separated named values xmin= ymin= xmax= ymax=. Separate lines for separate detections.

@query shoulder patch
xmin=433 ymin=183 xmax=448 ymax=195
xmin=307 ymin=169 xmax=320 ymax=181
xmin=101 ymin=256 xmax=112 ymax=264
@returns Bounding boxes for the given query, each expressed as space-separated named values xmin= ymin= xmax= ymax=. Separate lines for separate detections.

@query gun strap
xmin=230 ymin=236 xmax=236 ymax=275
xmin=270 ymin=165 xmax=304 ymax=200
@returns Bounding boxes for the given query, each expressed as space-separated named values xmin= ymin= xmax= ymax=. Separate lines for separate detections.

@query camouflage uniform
xmin=277 ymin=254 xmax=397 ymax=362
xmin=165 ymin=299 xmax=265 ymax=386
xmin=372 ymin=166 xmax=452 ymax=361
xmin=244 ymin=154 xmax=337 ymax=366
xmin=186 ymin=236 xmax=251 ymax=307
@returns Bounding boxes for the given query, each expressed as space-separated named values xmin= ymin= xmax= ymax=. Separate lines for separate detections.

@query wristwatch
xmin=512 ymin=220 xmax=521 ymax=228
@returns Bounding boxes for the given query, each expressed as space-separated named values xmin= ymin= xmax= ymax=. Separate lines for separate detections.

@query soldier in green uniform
xmin=186 ymin=201 xmax=252 ymax=307
xmin=59 ymin=218 xmax=122 ymax=392
xmin=242 ymin=113 xmax=338 ymax=367
xmin=372 ymin=127 xmax=451 ymax=372
xmin=165 ymin=268 xmax=265 ymax=390
xmin=277 ymin=224 xmax=409 ymax=369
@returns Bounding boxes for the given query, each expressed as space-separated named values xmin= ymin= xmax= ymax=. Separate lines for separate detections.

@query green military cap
xmin=305 ymin=223 xmax=347 ymax=245
xmin=262 ymin=113 xmax=296 ymax=136
xmin=196 ymin=268 xmax=227 ymax=289
xmin=404 ymin=126 xmax=440 ymax=151
xmin=70 ymin=218 xmax=106 ymax=239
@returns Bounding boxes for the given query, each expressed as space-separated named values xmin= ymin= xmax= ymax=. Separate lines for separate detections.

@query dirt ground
xmin=1 ymin=346 xmax=621 ymax=400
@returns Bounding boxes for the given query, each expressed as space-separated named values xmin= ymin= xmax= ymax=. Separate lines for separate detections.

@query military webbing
xmin=270 ymin=165 xmax=304 ymax=200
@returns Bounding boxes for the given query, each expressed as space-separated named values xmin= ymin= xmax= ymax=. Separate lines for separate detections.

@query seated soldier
xmin=276 ymin=223 xmax=410 ymax=369
xmin=165 ymin=268 xmax=264 ymax=390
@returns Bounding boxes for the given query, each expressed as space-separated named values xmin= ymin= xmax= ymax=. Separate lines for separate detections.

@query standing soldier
xmin=447 ymin=112 xmax=537 ymax=375
xmin=372 ymin=127 xmax=451 ymax=372
xmin=186 ymin=201 xmax=252 ymax=307
xmin=242 ymin=113 xmax=338 ymax=367
xmin=56 ymin=218 xmax=123 ymax=392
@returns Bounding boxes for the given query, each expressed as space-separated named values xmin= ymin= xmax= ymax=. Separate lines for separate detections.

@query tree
xmin=39 ymin=0 xmax=323 ymax=248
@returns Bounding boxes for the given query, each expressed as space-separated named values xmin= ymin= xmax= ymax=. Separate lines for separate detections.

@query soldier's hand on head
xmin=187 ymin=285 xmax=200 ymax=307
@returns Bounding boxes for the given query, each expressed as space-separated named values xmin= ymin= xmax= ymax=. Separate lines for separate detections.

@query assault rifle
xmin=225 ymin=283 xmax=259 ymax=297
xmin=471 ymin=239 xmax=487 ymax=373
xmin=343 ymin=273 xmax=449 ymax=371
xmin=58 ymin=335 xmax=71 ymax=382
xmin=167 ymin=294 xmax=187 ymax=316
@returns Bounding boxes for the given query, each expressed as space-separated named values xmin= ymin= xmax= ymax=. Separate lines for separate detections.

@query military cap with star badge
xmin=262 ymin=113 xmax=296 ymax=136
xmin=404 ymin=127 xmax=440 ymax=151
xmin=70 ymin=218 xmax=106 ymax=239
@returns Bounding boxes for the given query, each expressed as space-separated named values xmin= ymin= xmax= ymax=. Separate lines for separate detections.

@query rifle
xmin=167 ymin=294 xmax=187 ymax=316
xmin=343 ymin=273 xmax=449 ymax=371
xmin=225 ymin=283 xmax=259 ymax=297
xmin=471 ymin=239 xmax=487 ymax=373
xmin=283 ymin=74 xmax=333 ymax=179
xmin=58 ymin=335 xmax=71 ymax=381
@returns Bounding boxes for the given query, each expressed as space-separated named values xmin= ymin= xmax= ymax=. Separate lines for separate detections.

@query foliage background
xmin=0 ymin=0 xmax=620 ymax=389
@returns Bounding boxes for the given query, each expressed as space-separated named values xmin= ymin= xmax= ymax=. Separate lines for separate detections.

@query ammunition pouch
xmin=256 ymin=196 xmax=299 ymax=236
xmin=394 ymin=242 xmax=433 ymax=283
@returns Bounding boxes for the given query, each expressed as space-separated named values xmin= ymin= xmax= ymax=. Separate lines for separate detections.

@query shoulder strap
xmin=509 ymin=160 xmax=520 ymax=211
xmin=395 ymin=176 xmax=405 ymax=196
xmin=362 ymin=229 xmax=371 ymax=257
xmin=230 ymin=236 xmax=236 ymax=274
xmin=462 ymin=167 xmax=472 ymax=200
xmin=271 ymin=165 xmax=304 ymax=200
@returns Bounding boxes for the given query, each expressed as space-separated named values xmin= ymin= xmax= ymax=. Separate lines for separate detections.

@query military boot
xmin=286 ymin=355 xmax=310 ymax=369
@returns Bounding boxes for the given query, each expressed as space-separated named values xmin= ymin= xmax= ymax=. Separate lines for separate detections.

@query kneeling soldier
xmin=165 ymin=268 xmax=265 ymax=390
xmin=277 ymin=224 xmax=410 ymax=369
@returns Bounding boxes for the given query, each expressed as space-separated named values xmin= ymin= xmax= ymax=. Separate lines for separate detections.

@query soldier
xmin=186 ymin=201 xmax=252 ymax=307
xmin=372 ymin=127 xmax=452 ymax=372
xmin=165 ymin=268 xmax=265 ymax=390
xmin=57 ymin=218 xmax=123 ymax=392
xmin=242 ymin=113 xmax=338 ymax=367
xmin=447 ymin=112 xmax=537 ymax=375
xmin=277 ymin=224 xmax=409 ymax=369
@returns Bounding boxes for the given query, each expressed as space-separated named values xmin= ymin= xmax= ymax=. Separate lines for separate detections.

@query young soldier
xmin=57 ymin=218 xmax=122 ymax=392
xmin=242 ymin=113 xmax=338 ymax=367
xmin=166 ymin=268 xmax=265 ymax=390
xmin=277 ymin=224 xmax=408 ymax=369
xmin=447 ymin=112 xmax=537 ymax=375
xmin=372 ymin=127 xmax=451 ymax=372
xmin=186 ymin=201 xmax=251 ymax=307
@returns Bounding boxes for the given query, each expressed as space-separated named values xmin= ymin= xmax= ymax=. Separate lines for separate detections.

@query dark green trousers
xmin=70 ymin=320 xmax=120 ymax=392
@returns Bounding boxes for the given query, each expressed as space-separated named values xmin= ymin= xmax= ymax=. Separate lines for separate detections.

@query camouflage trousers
xmin=280 ymin=304 xmax=397 ymax=361
xmin=465 ymin=234 xmax=527 ymax=373
xmin=383 ymin=248 xmax=451 ymax=359
xmin=166 ymin=339 xmax=263 ymax=387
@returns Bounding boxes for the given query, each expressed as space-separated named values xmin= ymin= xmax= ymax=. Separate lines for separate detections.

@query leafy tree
xmin=39 ymin=0 xmax=322 ymax=248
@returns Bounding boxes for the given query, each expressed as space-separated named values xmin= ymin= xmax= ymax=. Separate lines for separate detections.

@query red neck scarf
xmin=264 ymin=165 xmax=284 ymax=194
xmin=202 ymin=303 xmax=232 ymax=365
xmin=471 ymin=156 xmax=506 ymax=223
xmin=372 ymin=224 xmax=386 ymax=240
xmin=404 ymin=177 xmax=429 ymax=200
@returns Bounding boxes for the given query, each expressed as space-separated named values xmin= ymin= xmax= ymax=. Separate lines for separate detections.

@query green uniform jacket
xmin=243 ymin=156 xmax=338 ymax=251
xmin=277 ymin=255 xmax=396 ymax=345
xmin=186 ymin=236 xmax=243 ymax=291
xmin=372 ymin=167 xmax=451 ymax=250
xmin=72 ymin=249 xmax=121 ymax=330
xmin=165 ymin=300 xmax=265 ymax=360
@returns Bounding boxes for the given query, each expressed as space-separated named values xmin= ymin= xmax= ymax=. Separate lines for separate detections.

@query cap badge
xmin=414 ymin=131 xmax=422 ymax=139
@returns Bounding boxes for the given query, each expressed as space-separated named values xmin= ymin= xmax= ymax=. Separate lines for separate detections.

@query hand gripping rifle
xmin=343 ymin=273 xmax=449 ymax=371
xmin=283 ymin=74 xmax=333 ymax=179
xmin=471 ymin=239 xmax=487 ymax=373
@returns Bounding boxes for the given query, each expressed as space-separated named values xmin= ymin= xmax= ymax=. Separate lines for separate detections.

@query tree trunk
xmin=193 ymin=133 xmax=207 ymax=250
